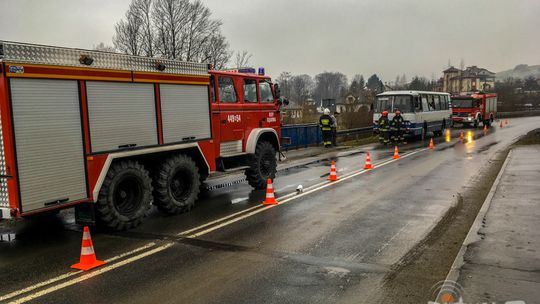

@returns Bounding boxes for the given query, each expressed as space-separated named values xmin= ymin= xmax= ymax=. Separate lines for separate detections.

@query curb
xmin=442 ymin=149 xmax=514 ymax=284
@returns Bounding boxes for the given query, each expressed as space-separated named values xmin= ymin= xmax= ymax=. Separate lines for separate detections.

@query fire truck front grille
xmin=0 ymin=114 xmax=8 ymax=208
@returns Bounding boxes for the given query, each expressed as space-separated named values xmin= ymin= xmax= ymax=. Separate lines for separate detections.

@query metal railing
xmin=281 ymin=124 xmax=373 ymax=150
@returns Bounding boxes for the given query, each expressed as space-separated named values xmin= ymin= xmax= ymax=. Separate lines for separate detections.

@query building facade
xmin=443 ymin=66 xmax=495 ymax=94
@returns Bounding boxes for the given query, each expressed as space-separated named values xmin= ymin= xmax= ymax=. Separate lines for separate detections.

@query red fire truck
xmin=451 ymin=92 xmax=497 ymax=128
xmin=0 ymin=41 xmax=286 ymax=230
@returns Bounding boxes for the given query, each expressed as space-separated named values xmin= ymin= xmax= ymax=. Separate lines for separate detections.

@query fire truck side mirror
xmin=278 ymin=96 xmax=289 ymax=107
xmin=274 ymin=83 xmax=280 ymax=96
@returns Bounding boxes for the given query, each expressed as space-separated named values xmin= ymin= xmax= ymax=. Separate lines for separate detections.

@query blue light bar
xmin=258 ymin=67 xmax=265 ymax=75
xmin=238 ymin=68 xmax=256 ymax=73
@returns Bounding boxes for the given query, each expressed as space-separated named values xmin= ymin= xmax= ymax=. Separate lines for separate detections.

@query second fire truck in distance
xmin=451 ymin=92 xmax=497 ymax=128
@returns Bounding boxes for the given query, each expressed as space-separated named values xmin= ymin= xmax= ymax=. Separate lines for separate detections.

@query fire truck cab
xmin=0 ymin=41 xmax=284 ymax=230
xmin=451 ymin=92 xmax=497 ymax=128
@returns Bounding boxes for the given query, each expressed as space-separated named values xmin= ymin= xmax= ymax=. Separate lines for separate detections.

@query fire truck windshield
xmin=452 ymin=99 xmax=475 ymax=108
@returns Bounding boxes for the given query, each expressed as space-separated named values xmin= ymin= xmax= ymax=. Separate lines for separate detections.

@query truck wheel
xmin=154 ymin=155 xmax=200 ymax=214
xmin=245 ymin=141 xmax=277 ymax=190
xmin=97 ymin=160 xmax=152 ymax=231
xmin=473 ymin=119 xmax=479 ymax=128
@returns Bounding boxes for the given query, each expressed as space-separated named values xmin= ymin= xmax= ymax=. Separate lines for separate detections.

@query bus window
xmin=443 ymin=96 xmax=449 ymax=110
xmin=421 ymin=95 xmax=429 ymax=111
xmin=434 ymin=95 xmax=441 ymax=110
xmin=393 ymin=95 xmax=414 ymax=113
xmin=375 ymin=96 xmax=393 ymax=112
xmin=414 ymin=96 xmax=422 ymax=112
xmin=428 ymin=95 xmax=436 ymax=111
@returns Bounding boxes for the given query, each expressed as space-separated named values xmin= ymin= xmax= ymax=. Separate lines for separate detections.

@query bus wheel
xmin=154 ymin=155 xmax=201 ymax=214
xmin=245 ymin=141 xmax=277 ymax=190
xmin=97 ymin=160 xmax=152 ymax=231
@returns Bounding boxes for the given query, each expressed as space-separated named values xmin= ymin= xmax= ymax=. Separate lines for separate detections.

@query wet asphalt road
xmin=1 ymin=117 xmax=539 ymax=304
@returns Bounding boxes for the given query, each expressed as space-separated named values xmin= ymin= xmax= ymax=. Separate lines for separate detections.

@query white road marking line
xmin=3 ymin=147 xmax=427 ymax=302
xmin=0 ymin=242 xmax=157 ymax=302
xmin=187 ymin=149 xmax=427 ymax=238
xmin=9 ymin=243 xmax=174 ymax=304
xmin=230 ymin=197 xmax=249 ymax=204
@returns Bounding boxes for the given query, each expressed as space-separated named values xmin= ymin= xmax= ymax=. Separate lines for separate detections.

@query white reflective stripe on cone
xmin=266 ymin=193 xmax=275 ymax=198
xmin=82 ymin=232 xmax=91 ymax=240
xmin=81 ymin=246 xmax=95 ymax=255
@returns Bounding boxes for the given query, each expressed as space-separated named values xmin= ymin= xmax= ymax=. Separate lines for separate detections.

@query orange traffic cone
xmin=364 ymin=152 xmax=373 ymax=170
xmin=262 ymin=179 xmax=278 ymax=205
xmin=328 ymin=160 xmax=339 ymax=181
xmin=505 ymin=119 xmax=508 ymax=125
xmin=500 ymin=121 xmax=503 ymax=128
xmin=459 ymin=131 xmax=464 ymax=141
xmin=393 ymin=146 xmax=400 ymax=159
xmin=71 ymin=226 xmax=106 ymax=271
xmin=428 ymin=138 xmax=434 ymax=150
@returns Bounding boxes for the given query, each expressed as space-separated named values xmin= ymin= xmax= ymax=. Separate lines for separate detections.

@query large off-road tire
xmin=96 ymin=160 xmax=153 ymax=231
xmin=154 ymin=155 xmax=200 ymax=214
xmin=245 ymin=141 xmax=277 ymax=190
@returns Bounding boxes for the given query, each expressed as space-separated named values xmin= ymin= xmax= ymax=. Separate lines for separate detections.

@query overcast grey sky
xmin=1 ymin=0 xmax=539 ymax=81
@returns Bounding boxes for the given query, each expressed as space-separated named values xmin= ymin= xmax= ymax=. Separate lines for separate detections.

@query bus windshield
xmin=375 ymin=95 xmax=414 ymax=113
xmin=452 ymin=99 xmax=475 ymax=108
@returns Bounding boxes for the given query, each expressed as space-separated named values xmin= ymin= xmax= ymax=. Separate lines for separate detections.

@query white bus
xmin=373 ymin=91 xmax=451 ymax=138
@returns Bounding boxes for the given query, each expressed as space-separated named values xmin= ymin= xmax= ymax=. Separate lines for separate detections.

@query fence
xmin=497 ymin=110 xmax=540 ymax=118
xmin=280 ymin=124 xmax=373 ymax=150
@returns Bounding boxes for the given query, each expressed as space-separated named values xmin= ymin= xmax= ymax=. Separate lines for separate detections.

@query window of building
xmin=259 ymin=81 xmax=274 ymax=103
xmin=244 ymin=79 xmax=258 ymax=103
xmin=218 ymin=77 xmax=237 ymax=103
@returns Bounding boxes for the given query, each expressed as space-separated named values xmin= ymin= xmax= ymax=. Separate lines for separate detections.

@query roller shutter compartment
xmin=10 ymin=79 xmax=87 ymax=212
xmin=86 ymin=82 xmax=157 ymax=152
xmin=159 ymin=84 xmax=211 ymax=144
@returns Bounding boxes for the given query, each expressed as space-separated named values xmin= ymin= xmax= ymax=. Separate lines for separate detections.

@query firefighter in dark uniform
xmin=378 ymin=110 xmax=391 ymax=145
xmin=391 ymin=109 xmax=405 ymax=144
xmin=319 ymin=108 xmax=334 ymax=148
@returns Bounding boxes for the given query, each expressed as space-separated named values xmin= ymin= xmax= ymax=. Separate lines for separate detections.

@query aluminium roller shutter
xmin=159 ymin=84 xmax=211 ymax=144
xmin=10 ymin=78 xmax=87 ymax=212
xmin=86 ymin=82 xmax=157 ymax=152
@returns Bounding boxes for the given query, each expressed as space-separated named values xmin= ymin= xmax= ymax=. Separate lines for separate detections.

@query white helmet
xmin=323 ymin=108 xmax=330 ymax=115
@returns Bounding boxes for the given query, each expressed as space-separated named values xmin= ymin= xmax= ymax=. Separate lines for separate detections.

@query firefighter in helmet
xmin=378 ymin=110 xmax=391 ymax=145
xmin=319 ymin=108 xmax=334 ymax=148
xmin=391 ymin=108 xmax=406 ymax=144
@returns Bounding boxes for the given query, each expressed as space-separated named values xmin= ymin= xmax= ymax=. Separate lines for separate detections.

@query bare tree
xmin=183 ymin=0 xmax=221 ymax=62
xmin=202 ymin=33 xmax=231 ymax=69
xmin=93 ymin=42 xmax=116 ymax=52
xmin=234 ymin=50 xmax=252 ymax=67
xmin=113 ymin=6 xmax=143 ymax=55
xmin=152 ymin=0 xmax=191 ymax=59
xmin=289 ymin=74 xmax=314 ymax=106
xmin=113 ymin=0 xmax=232 ymax=68
xmin=313 ymin=72 xmax=348 ymax=102
xmin=131 ymin=0 xmax=155 ymax=57
xmin=276 ymin=72 xmax=293 ymax=99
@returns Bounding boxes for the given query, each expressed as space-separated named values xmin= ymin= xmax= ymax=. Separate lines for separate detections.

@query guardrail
xmin=497 ymin=110 xmax=540 ymax=118
xmin=281 ymin=124 xmax=373 ymax=150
